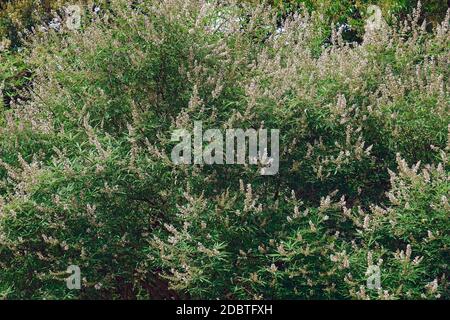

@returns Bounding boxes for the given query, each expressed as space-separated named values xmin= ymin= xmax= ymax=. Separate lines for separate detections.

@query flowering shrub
xmin=246 ymin=0 xmax=449 ymax=45
xmin=1 ymin=0 xmax=75 ymax=48
xmin=0 ymin=0 xmax=448 ymax=299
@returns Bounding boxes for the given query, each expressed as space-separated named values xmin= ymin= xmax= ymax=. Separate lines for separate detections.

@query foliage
xmin=0 ymin=0 xmax=448 ymax=299
xmin=260 ymin=0 xmax=449 ymax=41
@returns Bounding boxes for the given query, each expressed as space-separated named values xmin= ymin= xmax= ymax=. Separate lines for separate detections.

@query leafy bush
xmin=0 ymin=0 xmax=448 ymax=299
xmin=262 ymin=0 xmax=449 ymax=41
xmin=0 ymin=1 xmax=109 ymax=111
xmin=0 ymin=1 xmax=102 ymax=48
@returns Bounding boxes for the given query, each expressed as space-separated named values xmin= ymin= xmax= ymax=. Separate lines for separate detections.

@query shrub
xmin=0 ymin=0 xmax=448 ymax=299
xmin=0 ymin=1 xmax=102 ymax=48
xmin=349 ymin=151 xmax=450 ymax=299
xmin=260 ymin=0 xmax=449 ymax=41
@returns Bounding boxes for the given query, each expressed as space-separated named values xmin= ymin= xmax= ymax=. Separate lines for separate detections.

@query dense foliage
xmin=266 ymin=1 xmax=449 ymax=29
xmin=0 ymin=0 xmax=448 ymax=299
